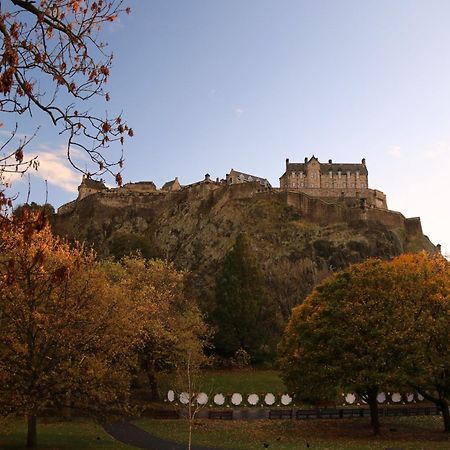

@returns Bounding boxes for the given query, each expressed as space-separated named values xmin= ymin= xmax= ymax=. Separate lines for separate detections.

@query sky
xmin=3 ymin=0 xmax=450 ymax=253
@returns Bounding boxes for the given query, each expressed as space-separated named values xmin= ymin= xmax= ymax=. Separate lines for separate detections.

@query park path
xmin=103 ymin=421 xmax=221 ymax=450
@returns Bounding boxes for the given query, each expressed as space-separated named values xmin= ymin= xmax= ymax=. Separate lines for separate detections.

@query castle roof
xmin=80 ymin=177 xmax=106 ymax=190
xmin=132 ymin=181 xmax=157 ymax=186
xmin=229 ymin=169 xmax=272 ymax=187
xmin=285 ymin=159 xmax=368 ymax=175
xmin=161 ymin=177 xmax=180 ymax=190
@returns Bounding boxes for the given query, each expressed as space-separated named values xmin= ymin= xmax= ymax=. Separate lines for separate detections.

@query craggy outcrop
xmin=52 ymin=182 xmax=435 ymax=319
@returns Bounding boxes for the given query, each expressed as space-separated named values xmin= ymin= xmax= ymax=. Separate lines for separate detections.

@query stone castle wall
xmin=284 ymin=190 xmax=410 ymax=230
xmin=287 ymin=187 xmax=387 ymax=209
xmin=57 ymin=178 xmax=421 ymax=241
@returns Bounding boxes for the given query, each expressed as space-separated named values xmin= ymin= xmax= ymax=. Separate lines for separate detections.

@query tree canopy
xmin=279 ymin=252 xmax=449 ymax=434
xmin=387 ymin=253 xmax=450 ymax=430
xmin=213 ymin=233 xmax=278 ymax=363
xmin=102 ymin=255 xmax=210 ymax=401
xmin=0 ymin=213 xmax=140 ymax=447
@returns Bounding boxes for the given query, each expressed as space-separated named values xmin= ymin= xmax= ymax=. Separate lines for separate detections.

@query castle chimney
xmin=304 ymin=157 xmax=308 ymax=163
xmin=286 ymin=158 xmax=289 ymax=169
xmin=328 ymin=159 xmax=332 ymax=164
xmin=436 ymin=244 xmax=442 ymax=254
xmin=205 ymin=173 xmax=210 ymax=181
xmin=362 ymin=158 xmax=366 ymax=165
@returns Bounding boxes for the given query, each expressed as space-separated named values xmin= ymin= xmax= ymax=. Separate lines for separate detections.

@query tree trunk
xmin=147 ymin=371 xmax=159 ymax=401
xmin=26 ymin=413 xmax=37 ymax=448
xmin=440 ymin=399 xmax=450 ymax=432
xmin=188 ymin=421 xmax=192 ymax=450
xmin=62 ymin=390 xmax=72 ymax=419
xmin=367 ymin=388 xmax=380 ymax=435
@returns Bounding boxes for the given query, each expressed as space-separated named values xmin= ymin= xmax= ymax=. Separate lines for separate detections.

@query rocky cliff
xmin=52 ymin=182 xmax=435 ymax=320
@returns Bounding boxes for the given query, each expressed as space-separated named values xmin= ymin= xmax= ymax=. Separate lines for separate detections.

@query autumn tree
xmin=213 ymin=233 xmax=278 ymax=363
xmin=0 ymin=213 xmax=141 ymax=448
xmin=387 ymin=253 xmax=450 ymax=431
xmin=0 ymin=0 xmax=133 ymax=211
xmin=103 ymin=255 xmax=210 ymax=401
xmin=279 ymin=258 xmax=417 ymax=435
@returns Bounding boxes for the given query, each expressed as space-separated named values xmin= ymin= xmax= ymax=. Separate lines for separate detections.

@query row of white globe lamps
xmin=167 ymin=391 xmax=425 ymax=406
xmin=167 ymin=391 xmax=292 ymax=406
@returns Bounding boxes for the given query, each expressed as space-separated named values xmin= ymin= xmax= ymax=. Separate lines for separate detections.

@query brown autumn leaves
xmin=0 ymin=210 xmax=209 ymax=447
xmin=0 ymin=0 xmax=134 ymax=210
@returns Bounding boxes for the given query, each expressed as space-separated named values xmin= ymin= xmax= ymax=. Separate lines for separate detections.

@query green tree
xmin=213 ymin=233 xmax=278 ymax=363
xmin=279 ymin=258 xmax=415 ymax=435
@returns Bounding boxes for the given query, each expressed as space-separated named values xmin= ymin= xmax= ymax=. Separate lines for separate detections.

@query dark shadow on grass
xmin=103 ymin=420 xmax=221 ymax=450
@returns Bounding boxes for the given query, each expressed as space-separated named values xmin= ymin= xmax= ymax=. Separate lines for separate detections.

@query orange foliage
xmin=0 ymin=214 xmax=141 ymax=438
xmin=0 ymin=0 xmax=132 ymax=195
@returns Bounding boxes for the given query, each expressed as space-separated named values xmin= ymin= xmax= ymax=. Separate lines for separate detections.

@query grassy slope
xmin=0 ymin=419 xmax=133 ymax=450
xmin=137 ymin=417 xmax=450 ymax=450
xmin=199 ymin=369 xmax=286 ymax=393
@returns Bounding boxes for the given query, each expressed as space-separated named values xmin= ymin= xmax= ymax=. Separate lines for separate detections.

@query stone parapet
xmin=284 ymin=187 xmax=387 ymax=209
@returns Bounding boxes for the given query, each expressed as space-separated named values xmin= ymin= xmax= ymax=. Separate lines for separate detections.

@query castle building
xmin=161 ymin=177 xmax=181 ymax=192
xmin=226 ymin=168 xmax=271 ymax=188
xmin=77 ymin=176 xmax=107 ymax=200
xmin=280 ymin=156 xmax=387 ymax=209
xmin=123 ymin=181 xmax=157 ymax=193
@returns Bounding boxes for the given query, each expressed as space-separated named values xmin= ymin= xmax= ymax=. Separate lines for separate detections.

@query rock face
xmin=52 ymin=182 xmax=435 ymax=319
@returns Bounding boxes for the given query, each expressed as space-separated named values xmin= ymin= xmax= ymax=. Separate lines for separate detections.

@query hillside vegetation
xmin=52 ymin=183 xmax=435 ymax=320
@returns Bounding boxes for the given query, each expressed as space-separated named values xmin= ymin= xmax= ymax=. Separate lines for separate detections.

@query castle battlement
xmin=58 ymin=156 xmax=388 ymax=214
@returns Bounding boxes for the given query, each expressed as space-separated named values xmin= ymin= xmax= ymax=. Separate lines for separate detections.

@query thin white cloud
xmin=421 ymin=141 xmax=449 ymax=160
xmin=2 ymin=171 xmax=26 ymax=185
xmin=234 ymin=107 xmax=244 ymax=118
xmin=5 ymin=144 xmax=80 ymax=193
xmin=34 ymin=148 xmax=80 ymax=192
xmin=386 ymin=145 xmax=402 ymax=158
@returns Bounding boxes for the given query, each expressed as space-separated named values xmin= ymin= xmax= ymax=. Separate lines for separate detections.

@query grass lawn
xmin=0 ymin=418 xmax=133 ymax=450
xmin=136 ymin=417 xmax=450 ymax=449
xmin=197 ymin=369 xmax=285 ymax=393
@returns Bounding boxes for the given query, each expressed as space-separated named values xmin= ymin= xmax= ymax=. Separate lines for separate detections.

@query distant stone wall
xmin=405 ymin=217 xmax=423 ymax=235
xmin=122 ymin=182 xmax=156 ymax=193
xmin=56 ymin=180 xmax=421 ymax=243
xmin=284 ymin=190 xmax=413 ymax=232
xmin=287 ymin=187 xmax=387 ymax=209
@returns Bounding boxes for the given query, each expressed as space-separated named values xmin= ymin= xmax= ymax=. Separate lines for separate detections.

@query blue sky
xmin=4 ymin=0 xmax=450 ymax=253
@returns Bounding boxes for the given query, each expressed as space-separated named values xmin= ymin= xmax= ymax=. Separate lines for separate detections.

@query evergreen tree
xmin=213 ymin=233 xmax=277 ymax=362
